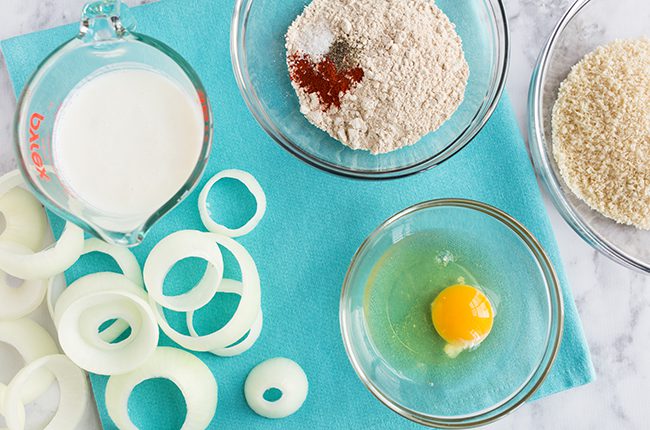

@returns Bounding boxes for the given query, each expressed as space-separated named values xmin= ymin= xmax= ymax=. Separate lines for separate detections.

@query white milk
xmin=53 ymin=68 xmax=204 ymax=227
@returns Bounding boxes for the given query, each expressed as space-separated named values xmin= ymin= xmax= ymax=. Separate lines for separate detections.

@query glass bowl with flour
xmin=232 ymin=0 xmax=509 ymax=179
xmin=14 ymin=1 xmax=212 ymax=245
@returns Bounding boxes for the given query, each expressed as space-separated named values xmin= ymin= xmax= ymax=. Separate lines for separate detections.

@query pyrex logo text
xmin=29 ymin=112 xmax=50 ymax=181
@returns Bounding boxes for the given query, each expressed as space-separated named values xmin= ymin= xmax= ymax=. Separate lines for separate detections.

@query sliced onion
xmin=0 ymin=222 xmax=84 ymax=280
xmin=82 ymin=238 xmax=143 ymax=286
xmin=55 ymin=272 xmax=158 ymax=375
xmin=81 ymin=238 xmax=143 ymax=342
xmin=46 ymin=274 xmax=66 ymax=324
xmin=3 ymin=354 xmax=88 ymax=430
xmin=105 ymin=346 xmax=217 ymax=430
xmin=186 ymin=279 xmax=263 ymax=357
xmin=198 ymin=169 xmax=267 ymax=237
xmin=0 ymin=319 xmax=59 ymax=408
xmin=0 ymin=261 xmax=49 ymax=320
xmin=151 ymin=232 xmax=261 ymax=351
xmin=0 ymin=186 xmax=47 ymax=252
xmin=244 ymin=358 xmax=308 ymax=419
xmin=47 ymin=239 xmax=143 ymax=341
xmin=144 ymin=230 xmax=224 ymax=312
xmin=0 ymin=383 xmax=5 ymax=416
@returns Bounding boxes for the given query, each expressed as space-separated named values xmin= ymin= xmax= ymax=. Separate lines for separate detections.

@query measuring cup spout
xmin=79 ymin=0 xmax=135 ymax=41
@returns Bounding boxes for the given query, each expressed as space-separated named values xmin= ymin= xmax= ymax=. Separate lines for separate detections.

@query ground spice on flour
xmin=288 ymin=53 xmax=364 ymax=110
xmin=285 ymin=0 xmax=469 ymax=154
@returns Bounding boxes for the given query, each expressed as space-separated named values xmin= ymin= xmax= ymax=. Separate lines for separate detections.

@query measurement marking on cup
xmin=28 ymin=112 xmax=50 ymax=181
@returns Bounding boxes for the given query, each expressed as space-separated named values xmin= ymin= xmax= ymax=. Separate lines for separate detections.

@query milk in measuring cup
xmin=53 ymin=68 xmax=204 ymax=228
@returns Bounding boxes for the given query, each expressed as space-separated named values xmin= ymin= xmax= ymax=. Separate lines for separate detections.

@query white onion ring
xmin=151 ymin=231 xmax=260 ymax=351
xmin=144 ymin=230 xmax=224 ymax=312
xmin=80 ymin=238 xmax=143 ymax=342
xmin=186 ymin=279 xmax=263 ymax=357
xmin=0 ymin=319 xmax=59 ymax=410
xmin=82 ymin=238 xmax=143 ymax=286
xmin=198 ymin=169 xmax=267 ymax=237
xmin=0 ymin=222 xmax=84 ymax=280
xmin=0 ymin=261 xmax=49 ymax=320
xmin=0 ymin=186 xmax=47 ymax=252
xmin=0 ymin=383 xmax=5 ymax=416
xmin=46 ymin=239 xmax=142 ymax=336
xmin=3 ymin=354 xmax=88 ymax=430
xmin=105 ymin=346 xmax=217 ymax=430
xmin=244 ymin=358 xmax=309 ymax=419
xmin=46 ymin=274 xmax=66 ymax=324
xmin=55 ymin=273 xmax=158 ymax=375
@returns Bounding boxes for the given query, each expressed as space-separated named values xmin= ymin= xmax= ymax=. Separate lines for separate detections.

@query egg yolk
xmin=431 ymin=284 xmax=494 ymax=358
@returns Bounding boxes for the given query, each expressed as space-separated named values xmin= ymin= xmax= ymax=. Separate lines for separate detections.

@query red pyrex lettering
xmin=28 ymin=112 xmax=50 ymax=181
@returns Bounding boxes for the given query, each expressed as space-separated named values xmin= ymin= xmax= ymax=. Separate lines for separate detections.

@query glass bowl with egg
xmin=528 ymin=0 xmax=650 ymax=273
xmin=339 ymin=199 xmax=563 ymax=428
xmin=231 ymin=0 xmax=509 ymax=179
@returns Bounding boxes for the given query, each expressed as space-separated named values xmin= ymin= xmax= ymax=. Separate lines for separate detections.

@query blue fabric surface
xmin=1 ymin=0 xmax=595 ymax=428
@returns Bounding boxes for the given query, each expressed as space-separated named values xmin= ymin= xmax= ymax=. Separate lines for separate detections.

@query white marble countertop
xmin=0 ymin=1 xmax=648 ymax=429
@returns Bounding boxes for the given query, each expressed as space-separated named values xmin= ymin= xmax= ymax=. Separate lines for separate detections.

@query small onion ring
xmin=144 ymin=230 xmax=224 ymax=312
xmin=47 ymin=239 xmax=143 ymax=332
xmin=55 ymin=273 xmax=158 ymax=375
xmin=3 ymin=354 xmax=88 ymax=430
xmin=82 ymin=238 xmax=143 ymax=286
xmin=244 ymin=358 xmax=309 ymax=419
xmin=0 ymin=222 xmax=84 ymax=281
xmin=46 ymin=274 xmax=66 ymax=324
xmin=186 ymin=279 xmax=263 ymax=357
xmin=0 ymin=383 xmax=5 ymax=416
xmin=0 ymin=261 xmax=49 ymax=320
xmin=105 ymin=346 xmax=217 ymax=430
xmin=0 ymin=186 xmax=47 ymax=252
xmin=80 ymin=238 xmax=143 ymax=342
xmin=151 ymin=231 xmax=261 ymax=351
xmin=0 ymin=319 xmax=59 ymax=411
xmin=198 ymin=169 xmax=267 ymax=238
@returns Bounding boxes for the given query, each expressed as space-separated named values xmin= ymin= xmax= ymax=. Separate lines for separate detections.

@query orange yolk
xmin=431 ymin=284 xmax=494 ymax=358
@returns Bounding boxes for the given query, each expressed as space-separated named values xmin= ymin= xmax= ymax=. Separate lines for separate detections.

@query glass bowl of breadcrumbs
xmin=529 ymin=0 xmax=650 ymax=273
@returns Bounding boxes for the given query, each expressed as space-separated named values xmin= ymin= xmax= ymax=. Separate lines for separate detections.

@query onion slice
xmin=3 ymin=354 xmax=88 ymax=430
xmin=198 ymin=169 xmax=266 ymax=238
xmin=55 ymin=273 xmax=158 ymax=375
xmin=186 ymin=279 xmax=263 ymax=357
xmin=0 ymin=319 xmax=59 ymax=411
xmin=0 ymin=263 xmax=49 ymax=320
xmin=151 ymin=232 xmax=261 ymax=351
xmin=0 ymin=222 xmax=84 ymax=280
xmin=105 ymin=346 xmax=217 ymax=430
xmin=144 ymin=230 xmax=224 ymax=312
xmin=0 ymin=186 xmax=47 ymax=252
xmin=76 ymin=239 xmax=143 ymax=342
xmin=82 ymin=238 xmax=143 ymax=286
xmin=244 ymin=358 xmax=308 ymax=419
xmin=47 ymin=239 xmax=143 ymax=339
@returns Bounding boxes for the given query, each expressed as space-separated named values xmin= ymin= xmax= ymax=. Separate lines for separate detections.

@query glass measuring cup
xmin=13 ymin=0 xmax=213 ymax=246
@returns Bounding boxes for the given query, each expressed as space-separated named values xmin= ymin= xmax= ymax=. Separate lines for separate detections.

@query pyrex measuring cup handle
xmin=79 ymin=0 xmax=136 ymax=42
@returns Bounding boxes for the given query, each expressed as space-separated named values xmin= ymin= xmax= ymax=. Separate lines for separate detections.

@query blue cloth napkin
xmin=1 ymin=0 xmax=595 ymax=428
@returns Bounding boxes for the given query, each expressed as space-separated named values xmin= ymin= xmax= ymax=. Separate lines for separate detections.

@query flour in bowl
xmin=285 ymin=0 xmax=469 ymax=154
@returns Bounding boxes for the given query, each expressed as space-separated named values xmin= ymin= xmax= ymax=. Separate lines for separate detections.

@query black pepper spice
xmin=328 ymin=37 xmax=359 ymax=70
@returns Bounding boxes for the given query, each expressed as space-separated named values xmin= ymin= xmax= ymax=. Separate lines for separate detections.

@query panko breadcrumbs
xmin=552 ymin=37 xmax=650 ymax=230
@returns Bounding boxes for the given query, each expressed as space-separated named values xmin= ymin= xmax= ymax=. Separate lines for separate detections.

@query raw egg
xmin=431 ymin=284 xmax=494 ymax=358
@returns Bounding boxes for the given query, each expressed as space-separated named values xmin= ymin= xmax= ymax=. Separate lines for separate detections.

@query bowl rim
xmin=230 ymin=0 xmax=510 ymax=180
xmin=339 ymin=198 xmax=564 ymax=428
xmin=527 ymin=0 xmax=650 ymax=274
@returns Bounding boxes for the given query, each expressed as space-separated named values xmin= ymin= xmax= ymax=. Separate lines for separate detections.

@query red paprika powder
xmin=288 ymin=53 xmax=364 ymax=111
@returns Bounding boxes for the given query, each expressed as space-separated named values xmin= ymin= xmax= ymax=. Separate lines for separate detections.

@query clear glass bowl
xmin=528 ymin=0 xmax=650 ymax=273
xmin=340 ymin=199 xmax=563 ymax=428
xmin=231 ymin=0 xmax=509 ymax=179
